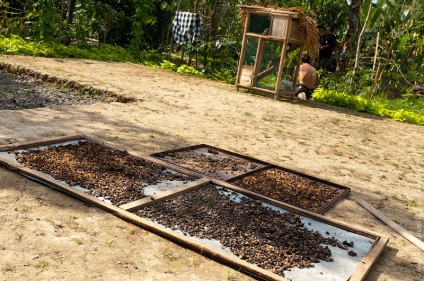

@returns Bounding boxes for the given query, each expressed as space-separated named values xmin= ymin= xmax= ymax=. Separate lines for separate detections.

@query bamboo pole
xmin=372 ymin=32 xmax=380 ymax=72
xmin=351 ymin=2 xmax=373 ymax=87
xmin=370 ymin=62 xmax=381 ymax=99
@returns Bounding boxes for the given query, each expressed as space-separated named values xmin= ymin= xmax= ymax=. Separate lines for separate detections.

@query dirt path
xmin=0 ymin=55 xmax=423 ymax=281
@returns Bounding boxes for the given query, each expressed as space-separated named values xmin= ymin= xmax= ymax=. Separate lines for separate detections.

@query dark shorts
xmin=296 ymin=84 xmax=314 ymax=99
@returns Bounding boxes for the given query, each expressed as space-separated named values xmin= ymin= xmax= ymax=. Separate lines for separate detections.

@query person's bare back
xmin=298 ymin=63 xmax=317 ymax=90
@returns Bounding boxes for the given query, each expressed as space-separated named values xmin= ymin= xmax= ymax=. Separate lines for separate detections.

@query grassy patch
xmin=313 ymin=88 xmax=424 ymax=126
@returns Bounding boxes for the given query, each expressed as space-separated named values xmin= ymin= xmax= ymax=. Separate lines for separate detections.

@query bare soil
xmin=0 ymin=55 xmax=423 ymax=281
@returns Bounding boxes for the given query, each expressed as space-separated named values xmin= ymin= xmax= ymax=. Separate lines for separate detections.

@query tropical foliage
xmin=0 ymin=0 xmax=423 ymax=125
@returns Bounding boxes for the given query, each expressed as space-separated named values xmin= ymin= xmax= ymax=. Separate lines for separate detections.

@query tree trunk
xmin=59 ymin=0 xmax=65 ymax=34
xmin=66 ymin=0 xmax=76 ymax=25
xmin=350 ymin=2 xmax=373 ymax=87
xmin=346 ymin=0 xmax=361 ymax=35
xmin=354 ymin=3 xmax=373 ymax=70
xmin=64 ymin=0 xmax=76 ymax=45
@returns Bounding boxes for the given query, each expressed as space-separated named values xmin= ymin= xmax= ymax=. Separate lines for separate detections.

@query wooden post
xmin=236 ymin=9 xmax=251 ymax=90
xmin=274 ymin=15 xmax=292 ymax=100
xmin=292 ymin=45 xmax=304 ymax=92
xmin=252 ymin=38 xmax=265 ymax=87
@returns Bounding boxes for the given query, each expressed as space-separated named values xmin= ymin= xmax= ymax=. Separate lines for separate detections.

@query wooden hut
xmin=236 ymin=6 xmax=319 ymax=99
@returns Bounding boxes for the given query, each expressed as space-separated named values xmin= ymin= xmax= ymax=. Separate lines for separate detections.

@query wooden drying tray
xmin=0 ymin=135 xmax=388 ymax=281
xmin=150 ymin=144 xmax=350 ymax=214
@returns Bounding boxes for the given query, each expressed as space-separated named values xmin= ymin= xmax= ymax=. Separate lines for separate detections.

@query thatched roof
xmin=239 ymin=5 xmax=319 ymax=54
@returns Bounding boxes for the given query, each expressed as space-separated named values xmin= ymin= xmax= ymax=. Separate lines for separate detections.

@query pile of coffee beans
xmin=137 ymin=184 xmax=353 ymax=277
xmin=14 ymin=141 xmax=198 ymax=205
xmin=232 ymin=169 xmax=343 ymax=211
xmin=155 ymin=149 xmax=260 ymax=180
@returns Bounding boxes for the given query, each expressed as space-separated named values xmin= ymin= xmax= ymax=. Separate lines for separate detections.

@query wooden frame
xmin=0 ymin=135 xmax=388 ymax=281
xmin=236 ymin=6 xmax=306 ymax=100
xmin=150 ymin=144 xmax=351 ymax=214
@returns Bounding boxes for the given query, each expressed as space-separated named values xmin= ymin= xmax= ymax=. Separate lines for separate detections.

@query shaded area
xmin=0 ymin=70 xmax=121 ymax=110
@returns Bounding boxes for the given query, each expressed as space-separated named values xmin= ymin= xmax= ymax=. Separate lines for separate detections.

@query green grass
xmin=0 ymin=35 xmax=135 ymax=62
xmin=313 ymin=88 xmax=424 ymax=126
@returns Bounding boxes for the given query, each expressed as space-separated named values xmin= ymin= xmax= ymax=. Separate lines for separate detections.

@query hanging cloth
xmin=172 ymin=12 xmax=202 ymax=45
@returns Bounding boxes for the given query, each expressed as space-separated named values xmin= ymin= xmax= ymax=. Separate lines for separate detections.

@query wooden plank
xmin=271 ymin=16 xmax=288 ymax=38
xmin=238 ymin=5 xmax=300 ymax=18
xmin=151 ymin=177 xmax=210 ymax=201
xmin=252 ymin=37 xmax=265 ymax=88
xmin=291 ymin=44 xmax=304 ymax=92
xmin=130 ymin=152 xmax=206 ymax=178
xmin=83 ymin=135 xmax=127 ymax=152
xmin=119 ymin=178 xmax=210 ymax=211
xmin=0 ymin=134 xmax=85 ymax=151
xmin=288 ymin=19 xmax=304 ymax=41
xmin=248 ymin=85 xmax=278 ymax=95
xmin=150 ymin=144 xmax=271 ymax=166
xmin=239 ymin=66 xmax=254 ymax=87
xmin=315 ymin=188 xmax=351 ymax=215
xmin=119 ymin=197 xmax=153 ymax=211
xmin=274 ymin=28 xmax=289 ymax=100
xmin=236 ymin=9 xmax=251 ymax=88
xmin=349 ymin=236 xmax=389 ymax=281
xmin=358 ymin=199 xmax=424 ymax=251
xmin=244 ymin=33 xmax=286 ymax=42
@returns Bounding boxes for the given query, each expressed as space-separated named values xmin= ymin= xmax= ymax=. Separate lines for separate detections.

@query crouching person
xmin=296 ymin=54 xmax=317 ymax=100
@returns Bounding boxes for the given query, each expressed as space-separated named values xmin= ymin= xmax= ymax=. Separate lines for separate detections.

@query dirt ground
xmin=0 ymin=55 xmax=422 ymax=281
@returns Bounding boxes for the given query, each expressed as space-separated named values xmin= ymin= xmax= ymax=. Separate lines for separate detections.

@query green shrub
xmin=313 ymin=88 xmax=424 ymax=126
xmin=176 ymin=65 xmax=204 ymax=77
xmin=159 ymin=60 xmax=177 ymax=72
xmin=0 ymin=35 xmax=136 ymax=62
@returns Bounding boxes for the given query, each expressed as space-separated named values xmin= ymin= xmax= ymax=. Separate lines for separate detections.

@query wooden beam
xmin=349 ymin=236 xmax=389 ymax=281
xmin=119 ymin=178 xmax=210 ymax=211
xmin=236 ymin=10 xmax=251 ymax=88
xmin=0 ymin=134 xmax=86 ymax=151
xmin=358 ymin=199 xmax=424 ymax=251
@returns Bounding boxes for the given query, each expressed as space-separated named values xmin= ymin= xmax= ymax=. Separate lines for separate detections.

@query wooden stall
xmin=236 ymin=6 xmax=318 ymax=99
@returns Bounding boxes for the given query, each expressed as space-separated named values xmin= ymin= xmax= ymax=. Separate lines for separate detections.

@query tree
xmin=66 ymin=0 xmax=75 ymax=25
xmin=346 ymin=0 xmax=361 ymax=35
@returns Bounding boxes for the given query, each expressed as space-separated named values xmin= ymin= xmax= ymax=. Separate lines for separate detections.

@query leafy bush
xmin=0 ymin=35 xmax=136 ymax=62
xmin=176 ymin=65 xmax=204 ymax=77
xmin=313 ymin=88 xmax=424 ymax=126
xmin=159 ymin=60 xmax=177 ymax=71
xmin=204 ymin=69 xmax=236 ymax=84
